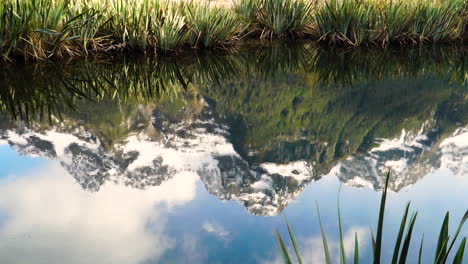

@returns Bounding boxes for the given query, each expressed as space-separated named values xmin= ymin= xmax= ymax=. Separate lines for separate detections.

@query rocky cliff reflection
xmin=0 ymin=44 xmax=467 ymax=216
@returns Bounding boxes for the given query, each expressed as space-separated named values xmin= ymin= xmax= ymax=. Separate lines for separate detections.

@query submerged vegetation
xmin=0 ymin=0 xmax=466 ymax=61
xmin=275 ymin=173 xmax=468 ymax=263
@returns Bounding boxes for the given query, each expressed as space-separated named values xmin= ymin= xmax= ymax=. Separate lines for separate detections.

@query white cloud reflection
xmin=202 ymin=220 xmax=231 ymax=241
xmin=0 ymin=163 xmax=199 ymax=264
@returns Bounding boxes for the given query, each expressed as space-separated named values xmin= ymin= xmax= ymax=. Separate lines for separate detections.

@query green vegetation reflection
xmin=0 ymin=44 xmax=466 ymax=168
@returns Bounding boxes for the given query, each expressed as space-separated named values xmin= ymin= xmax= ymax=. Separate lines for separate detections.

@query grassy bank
xmin=0 ymin=0 xmax=467 ymax=61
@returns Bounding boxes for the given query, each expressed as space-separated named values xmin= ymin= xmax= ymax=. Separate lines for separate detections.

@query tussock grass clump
xmin=151 ymin=2 xmax=188 ymax=52
xmin=110 ymin=0 xmax=152 ymax=50
xmin=257 ymin=0 xmax=314 ymax=38
xmin=184 ymin=2 xmax=240 ymax=48
xmin=314 ymin=0 xmax=380 ymax=46
xmin=234 ymin=0 xmax=314 ymax=38
xmin=0 ymin=0 xmax=91 ymax=60
xmin=0 ymin=0 xmax=241 ymax=61
xmin=314 ymin=0 xmax=467 ymax=46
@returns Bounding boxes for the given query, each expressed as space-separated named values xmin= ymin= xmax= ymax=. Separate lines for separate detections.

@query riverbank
xmin=0 ymin=0 xmax=467 ymax=62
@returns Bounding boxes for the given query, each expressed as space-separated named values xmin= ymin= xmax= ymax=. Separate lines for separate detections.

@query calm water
xmin=0 ymin=44 xmax=467 ymax=263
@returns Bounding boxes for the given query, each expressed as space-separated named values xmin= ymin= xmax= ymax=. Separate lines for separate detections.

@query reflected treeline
xmin=0 ymin=44 xmax=466 ymax=122
xmin=0 ymin=44 xmax=467 ymax=214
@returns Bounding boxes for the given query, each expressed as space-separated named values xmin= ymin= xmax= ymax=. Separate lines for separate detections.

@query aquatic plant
xmin=275 ymin=172 xmax=468 ymax=263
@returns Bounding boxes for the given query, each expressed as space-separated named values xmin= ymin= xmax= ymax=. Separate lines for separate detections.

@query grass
xmin=184 ymin=2 xmax=241 ymax=48
xmin=313 ymin=0 xmax=467 ymax=46
xmin=0 ymin=0 xmax=466 ymax=62
xmin=275 ymin=172 xmax=468 ymax=263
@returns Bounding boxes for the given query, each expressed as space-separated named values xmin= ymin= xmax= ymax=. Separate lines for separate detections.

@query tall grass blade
xmin=317 ymin=201 xmax=332 ymax=264
xmin=275 ymin=230 xmax=292 ymax=264
xmin=284 ymin=216 xmax=303 ymax=264
xmin=418 ymin=235 xmax=424 ymax=264
xmin=441 ymin=210 xmax=468 ymax=263
xmin=374 ymin=171 xmax=391 ymax=264
xmin=435 ymin=212 xmax=450 ymax=263
xmin=435 ymin=237 xmax=451 ymax=264
xmin=453 ymin=238 xmax=467 ymax=264
xmin=398 ymin=212 xmax=418 ymax=264
xmin=392 ymin=202 xmax=411 ymax=264
xmin=338 ymin=184 xmax=347 ymax=264
xmin=354 ymin=232 xmax=359 ymax=264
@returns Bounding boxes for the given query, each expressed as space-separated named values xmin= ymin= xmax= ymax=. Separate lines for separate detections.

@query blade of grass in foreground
xmin=316 ymin=201 xmax=332 ymax=264
xmin=338 ymin=184 xmax=347 ymax=264
xmin=275 ymin=230 xmax=292 ymax=264
xmin=453 ymin=237 xmax=466 ymax=264
xmin=392 ymin=202 xmax=411 ymax=264
xmin=398 ymin=212 xmax=418 ymax=264
xmin=285 ymin=216 xmax=303 ymax=264
xmin=354 ymin=232 xmax=359 ymax=264
xmin=374 ymin=171 xmax=391 ymax=264
xmin=435 ymin=212 xmax=450 ymax=263
xmin=418 ymin=235 xmax=424 ymax=264
xmin=440 ymin=210 xmax=468 ymax=263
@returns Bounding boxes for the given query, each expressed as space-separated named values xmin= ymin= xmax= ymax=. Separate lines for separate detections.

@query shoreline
xmin=0 ymin=0 xmax=467 ymax=63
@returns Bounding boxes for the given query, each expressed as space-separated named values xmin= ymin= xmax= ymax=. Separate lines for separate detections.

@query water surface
xmin=0 ymin=44 xmax=467 ymax=263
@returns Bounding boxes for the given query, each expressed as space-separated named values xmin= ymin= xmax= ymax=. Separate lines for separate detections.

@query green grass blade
xmin=442 ymin=210 xmax=468 ymax=263
xmin=354 ymin=232 xmax=359 ymax=264
xmin=435 ymin=212 xmax=450 ymax=263
xmin=453 ymin=237 xmax=467 ymax=264
xmin=435 ymin=237 xmax=451 ymax=264
xmin=398 ymin=212 xmax=418 ymax=264
xmin=284 ymin=216 xmax=303 ymax=264
xmin=374 ymin=170 xmax=391 ymax=264
xmin=338 ymin=184 xmax=347 ymax=264
xmin=316 ymin=201 xmax=332 ymax=264
xmin=392 ymin=202 xmax=411 ymax=264
xmin=418 ymin=235 xmax=424 ymax=264
xmin=275 ymin=230 xmax=293 ymax=264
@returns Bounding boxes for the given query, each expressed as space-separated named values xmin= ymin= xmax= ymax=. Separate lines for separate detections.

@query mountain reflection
xmin=0 ymin=44 xmax=466 ymax=215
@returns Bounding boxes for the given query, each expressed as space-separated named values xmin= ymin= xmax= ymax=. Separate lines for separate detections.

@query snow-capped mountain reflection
xmin=0 ymin=99 xmax=317 ymax=216
xmin=335 ymin=123 xmax=468 ymax=191
xmin=0 ymin=99 xmax=466 ymax=216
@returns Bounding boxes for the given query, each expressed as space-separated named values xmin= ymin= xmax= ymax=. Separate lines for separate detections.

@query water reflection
xmin=0 ymin=45 xmax=468 ymax=263
xmin=0 ymin=162 xmax=199 ymax=264
xmin=0 ymin=45 xmax=467 ymax=216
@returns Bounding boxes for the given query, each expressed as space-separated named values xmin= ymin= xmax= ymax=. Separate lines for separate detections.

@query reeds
xmin=184 ymin=2 xmax=240 ymax=48
xmin=314 ymin=0 xmax=467 ymax=46
xmin=0 ymin=0 xmax=467 ymax=62
xmin=275 ymin=172 xmax=468 ymax=263
xmin=257 ymin=0 xmax=314 ymax=38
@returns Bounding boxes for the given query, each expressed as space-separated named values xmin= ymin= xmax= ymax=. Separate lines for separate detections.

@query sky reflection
xmin=0 ymin=160 xmax=198 ymax=264
xmin=0 ymin=147 xmax=467 ymax=263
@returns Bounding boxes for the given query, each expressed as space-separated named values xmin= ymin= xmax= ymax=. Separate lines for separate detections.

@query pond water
xmin=0 ymin=43 xmax=467 ymax=263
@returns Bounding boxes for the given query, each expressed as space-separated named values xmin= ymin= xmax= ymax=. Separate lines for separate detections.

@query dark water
xmin=0 ymin=44 xmax=467 ymax=263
